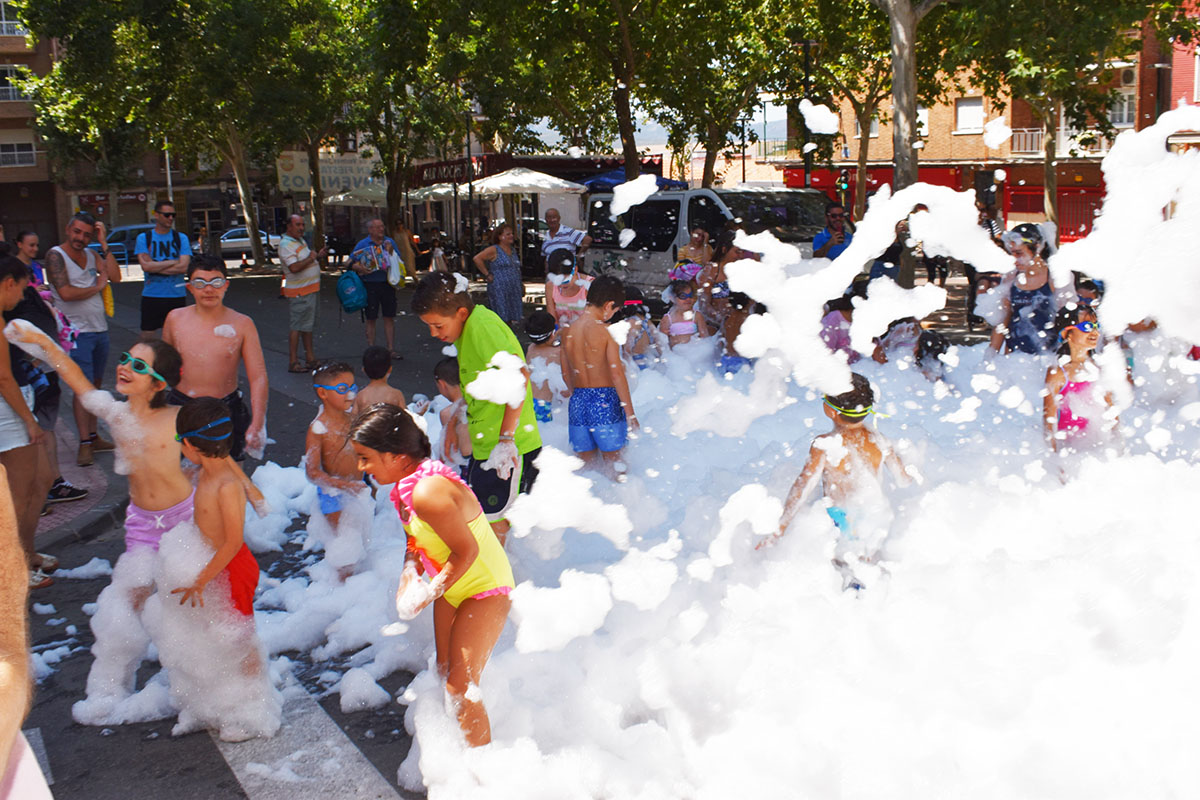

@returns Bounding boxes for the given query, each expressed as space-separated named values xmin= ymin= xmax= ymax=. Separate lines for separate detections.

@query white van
xmin=579 ymin=187 xmax=828 ymax=292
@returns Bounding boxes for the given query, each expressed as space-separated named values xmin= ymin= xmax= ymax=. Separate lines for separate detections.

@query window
xmin=0 ymin=2 xmax=25 ymax=36
xmin=917 ymin=106 xmax=930 ymax=137
xmin=587 ymin=198 xmax=681 ymax=252
xmin=0 ymin=64 xmax=27 ymax=101
xmin=0 ymin=142 xmax=34 ymax=167
xmin=1109 ymin=90 xmax=1136 ymax=127
xmin=1195 ymin=54 xmax=1199 ymax=103
xmin=955 ymin=97 xmax=984 ymax=132
xmin=687 ymin=194 xmax=726 ymax=241
xmin=854 ymin=117 xmax=879 ymax=138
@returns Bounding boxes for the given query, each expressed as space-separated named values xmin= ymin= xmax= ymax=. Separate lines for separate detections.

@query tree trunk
xmin=701 ymin=122 xmax=723 ymax=188
xmin=305 ymin=139 xmax=326 ymax=257
xmin=1041 ymin=109 xmax=1059 ymax=229
xmin=886 ymin=0 xmax=919 ymax=189
xmin=107 ymin=188 xmax=119 ymax=228
xmin=386 ymin=161 xmax=405 ymax=236
xmin=613 ymin=77 xmax=640 ymax=181
xmin=226 ymin=129 xmax=266 ymax=267
xmin=853 ymin=104 xmax=876 ymax=220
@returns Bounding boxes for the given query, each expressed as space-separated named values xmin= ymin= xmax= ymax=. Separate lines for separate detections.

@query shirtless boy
xmin=163 ymin=256 xmax=268 ymax=460
xmin=771 ymin=373 xmax=912 ymax=591
xmin=352 ymin=345 xmax=406 ymax=416
xmin=525 ymin=310 xmax=564 ymax=423
xmin=433 ymin=356 xmax=470 ymax=469
xmin=560 ymin=276 xmax=638 ymax=474
xmin=306 ymin=361 xmax=366 ymax=528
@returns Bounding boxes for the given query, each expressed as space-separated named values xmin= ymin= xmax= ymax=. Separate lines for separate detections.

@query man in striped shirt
xmin=278 ymin=214 xmax=327 ymax=371
xmin=540 ymin=208 xmax=591 ymax=270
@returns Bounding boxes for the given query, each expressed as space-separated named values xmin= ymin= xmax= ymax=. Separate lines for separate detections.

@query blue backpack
xmin=336 ymin=270 xmax=367 ymax=314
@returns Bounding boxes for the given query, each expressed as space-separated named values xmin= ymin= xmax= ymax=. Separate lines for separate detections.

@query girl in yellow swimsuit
xmin=350 ymin=403 xmax=513 ymax=747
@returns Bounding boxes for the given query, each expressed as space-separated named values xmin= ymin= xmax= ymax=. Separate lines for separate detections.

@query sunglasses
xmin=189 ymin=277 xmax=227 ymax=289
xmin=827 ymin=212 xmax=846 ymax=219
xmin=118 ymin=351 xmax=168 ymax=384
xmin=1068 ymin=320 xmax=1099 ymax=334
xmin=315 ymin=382 xmax=357 ymax=395
xmin=158 ymin=211 xmax=176 ymax=218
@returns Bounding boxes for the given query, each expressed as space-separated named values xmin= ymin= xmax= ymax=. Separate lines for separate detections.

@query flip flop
xmin=390 ymin=350 xmax=404 ymax=361
xmin=288 ymin=362 xmax=308 ymax=373
xmin=36 ymin=552 xmax=58 ymax=572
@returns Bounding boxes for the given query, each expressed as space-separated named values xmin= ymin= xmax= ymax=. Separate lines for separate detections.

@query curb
xmin=35 ymin=482 xmax=129 ymax=552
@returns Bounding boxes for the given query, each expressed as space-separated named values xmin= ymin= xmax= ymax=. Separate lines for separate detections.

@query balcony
xmin=756 ymin=139 xmax=808 ymax=162
xmin=1009 ymin=127 xmax=1114 ymax=158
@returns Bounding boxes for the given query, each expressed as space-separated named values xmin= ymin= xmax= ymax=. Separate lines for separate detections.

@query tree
xmin=950 ymin=0 xmax=1200 ymax=225
xmin=866 ymin=0 xmax=951 ymax=190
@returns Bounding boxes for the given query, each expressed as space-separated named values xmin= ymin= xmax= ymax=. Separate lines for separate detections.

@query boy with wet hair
xmin=305 ymin=361 xmax=363 ymax=527
xmin=770 ymin=373 xmax=912 ymax=591
xmin=352 ymin=345 xmax=406 ymax=415
xmin=560 ymin=276 xmax=638 ymax=475
xmin=433 ymin=356 xmax=470 ymax=468
xmin=411 ymin=271 xmax=541 ymax=544
xmin=165 ymin=397 xmax=280 ymax=741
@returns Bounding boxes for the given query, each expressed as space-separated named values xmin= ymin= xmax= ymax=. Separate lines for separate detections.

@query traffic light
xmin=837 ymin=169 xmax=850 ymax=191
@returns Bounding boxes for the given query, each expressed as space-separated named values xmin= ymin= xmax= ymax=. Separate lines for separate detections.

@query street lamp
xmin=738 ymin=110 xmax=753 ymax=184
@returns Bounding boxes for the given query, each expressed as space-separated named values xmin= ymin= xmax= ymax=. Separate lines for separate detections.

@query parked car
xmin=579 ymin=187 xmax=827 ymax=293
xmin=219 ymin=227 xmax=280 ymax=260
xmin=86 ymin=223 xmax=156 ymax=266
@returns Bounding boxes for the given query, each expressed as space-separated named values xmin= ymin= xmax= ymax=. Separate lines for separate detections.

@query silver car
xmin=218 ymin=227 xmax=281 ymax=259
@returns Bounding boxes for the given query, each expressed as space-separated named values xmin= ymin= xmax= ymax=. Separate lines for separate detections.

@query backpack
xmin=336 ymin=270 xmax=368 ymax=314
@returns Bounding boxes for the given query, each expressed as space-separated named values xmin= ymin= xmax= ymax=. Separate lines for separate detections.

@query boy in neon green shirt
xmin=411 ymin=272 xmax=541 ymax=543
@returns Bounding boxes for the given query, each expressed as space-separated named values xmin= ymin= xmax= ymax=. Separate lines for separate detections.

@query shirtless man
xmin=44 ymin=212 xmax=123 ymax=466
xmin=560 ymin=276 xmax=638 ymax=476
xmin=163 ymin=256 xmax=268 ymax=461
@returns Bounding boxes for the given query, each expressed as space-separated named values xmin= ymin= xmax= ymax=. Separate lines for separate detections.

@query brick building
xmin=767 ymin=31 xmax=1176 ymax=241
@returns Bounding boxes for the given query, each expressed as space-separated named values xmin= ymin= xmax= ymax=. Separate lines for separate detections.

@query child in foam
xmin=306 ymin=361 xmax=371 ymax=578
xmin=411 ymin=272 xmax=542 ymax=546
xmin=159 ymin=397 xmax=280 ymax=741
xmin=432 ymin=356 xmax=471 ymax=472
xmin=561 ymin=276 xmax=639 ymax=476
xmin=718 ymin=291 xmax=757 ymax=376
xmin=659 ymin=278 xmax=711 ymax=348
xmin=5 ymin=321 xmax=192 ymax=722
xmin=610 ymin=284 xmax=662 ymax=372
xmin=352 ymin=345 xmax=407 ymax=415
xmin=350 ymin=404 xmax=513 ymax=747
xmin=1044 ymin=305 xmax=1119 ymax=459
xmin=525 ymin=309 xmax=565 ymax=423
xmin=544 ymin=250 xmax=593 ymax=329
xmin=769 ymin=373 xmax=913 ymax=592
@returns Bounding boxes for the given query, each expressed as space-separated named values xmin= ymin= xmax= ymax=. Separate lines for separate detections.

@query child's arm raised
xmin=4 ymin=320 xmax=95 ymax=400
xmin=696 ymin=313 xmax=712 ymax=339
xmin=172 ymin=480 xmax=247 ymax=607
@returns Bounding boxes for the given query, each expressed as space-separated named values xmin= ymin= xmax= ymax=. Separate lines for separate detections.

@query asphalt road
xmin=21 ymin=271 xmax=496 ymax=800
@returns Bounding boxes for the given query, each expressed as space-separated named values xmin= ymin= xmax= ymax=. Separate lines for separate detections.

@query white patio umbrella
xmin=408 ymin=183 xmax=462 ymax=202
xmin=470 ymin=167 xmax=587 ymax=195
xmin=326 ymin=181 xmax=387 ymax=206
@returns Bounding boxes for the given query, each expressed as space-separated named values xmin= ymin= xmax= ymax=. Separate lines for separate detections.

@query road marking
xmin=21 ymin=727 xmax=53 ymax=785
xmin=213 ymin=689 xmax=403 ymax=800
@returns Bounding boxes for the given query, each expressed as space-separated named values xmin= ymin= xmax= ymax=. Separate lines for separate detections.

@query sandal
xmin=306 ymin=359 xmax=320 ymax=371
xmin=29 ymin=568 xmax=53 ymax=590
xmin=288 ymin=361 xmax=308 ymax=373
xmin=36 ymin=553 xmax=58 ymax=572
xmin=390 ymin=350 xmax=404 ymax=361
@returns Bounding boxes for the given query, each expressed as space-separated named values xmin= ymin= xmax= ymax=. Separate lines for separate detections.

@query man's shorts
xmin=289 ymin=292 xmax=319 ymax=332
xmin=168 ymin=387 xmax=252 ymax=461
xmin=568 ymin=387 xmax=627 ymax=453
xmin=464 ymin=447 xmax=541 ymax=521
xmin=70 ymin=331 xmax=110 ymax=386
xmin=141 ymin=295 xmax=187 ymax=332
xmin=363 ymin=281 xmax=397 ymax=320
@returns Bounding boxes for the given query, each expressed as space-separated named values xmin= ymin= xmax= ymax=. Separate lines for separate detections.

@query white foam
xmin=57 ymin=557 xmax=113 ymax=579
xmin=799 ymin=99 xmax=840 ymax=134
xmin=465 ymin=351 xmax=527 ymax=407
xmin=214 ymin=324 xmax=237 ymax=339
xmin=609 ymin=174 xmax=660 ymax=217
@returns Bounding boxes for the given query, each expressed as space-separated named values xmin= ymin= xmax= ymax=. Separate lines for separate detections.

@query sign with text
xmin=276 ymin=150 xmax=382 ymax=194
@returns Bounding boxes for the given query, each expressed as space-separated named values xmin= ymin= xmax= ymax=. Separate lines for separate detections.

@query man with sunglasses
xmin=135 ymin=200 xmax=192 ymax=338
xmin=813 ymin=203 xmax=854 ymax=260
xmin=162 ymin=257 xmax=268 ymax=461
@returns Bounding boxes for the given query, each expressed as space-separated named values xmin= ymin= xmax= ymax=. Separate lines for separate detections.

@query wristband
xmin=498 ymin=433 xmax=515 ymax=442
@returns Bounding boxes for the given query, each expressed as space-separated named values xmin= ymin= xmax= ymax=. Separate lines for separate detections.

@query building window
xmin=1109 ymin=89 xmax=1136 ymax=127
xmin=0 ymin=64 xmax=27 ymax=101
xmin=0 ymin=142 xmax=34 ymax=167
xmin=1194 ymin=54 xmax=1199 ymax=103
xmin=854 ymin=117 xmax=879 ymax=138
xmin=917 ymin=106 xmax=930 ymax=137
xmin=0 ymin=2 xmax=26 ymax=36
xmin=955 ymin=97 xmax=984 ymax=132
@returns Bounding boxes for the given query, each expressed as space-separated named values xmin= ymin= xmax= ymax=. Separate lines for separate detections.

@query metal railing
xmin=756 ymin=138 xmax=808 ymax=161
xmin=1007 ymin=127 xmax=1113 ymax=158
xmin=0 ymin=22 xmax=26 ymax=36
xmin=0 ymin=147 xmax=35 ymax=167
xmin=0 ymin=85 xmax=28 ymax=101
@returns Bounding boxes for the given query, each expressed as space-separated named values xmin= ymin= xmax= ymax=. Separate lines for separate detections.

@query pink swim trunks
xmin=125 ymin=490 xmax=196 ymax=551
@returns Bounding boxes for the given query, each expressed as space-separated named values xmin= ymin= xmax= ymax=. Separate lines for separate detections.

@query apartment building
xmin=765 ymin=32 xmax=1173 ymax=241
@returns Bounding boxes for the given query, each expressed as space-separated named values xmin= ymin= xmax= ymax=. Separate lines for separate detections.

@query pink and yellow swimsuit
xmin=390 ymin=459 xmax=514 ymax=608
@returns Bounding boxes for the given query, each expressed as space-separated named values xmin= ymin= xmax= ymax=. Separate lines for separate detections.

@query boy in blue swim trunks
xmin=560 ymin=276 xmax=638 ymax=476
xmin=769 ymin=373 xmax=912 ymax=590
xmin=305 ymin=362 xmax=367 ymax=524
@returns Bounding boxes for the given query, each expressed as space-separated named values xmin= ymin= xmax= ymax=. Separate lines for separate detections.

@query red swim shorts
xmin=222 ymin=544 xmax=260 ymax=616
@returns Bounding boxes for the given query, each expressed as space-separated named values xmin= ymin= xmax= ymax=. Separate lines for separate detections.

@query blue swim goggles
xmin=1057 ymin=320 xmax=1099 ymax=343
xmin=175 ymin=416 xmax=232 ymax=442
xmin=315 ymin=382 xmax=357 ymax=395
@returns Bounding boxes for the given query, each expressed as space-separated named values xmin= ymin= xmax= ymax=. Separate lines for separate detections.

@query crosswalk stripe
xmin=20 ymin=727 xmax=52 ymax=786
xmin=212 ymin=689 xmax=403 ymax=800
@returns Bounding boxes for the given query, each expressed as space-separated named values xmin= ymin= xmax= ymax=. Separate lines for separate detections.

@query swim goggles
xmin=118 ymin=351 xmax=168 ymax=384
xmin=189 ymin=277 xmax=228 ymax=289
xmin=823 ymin=399 xmax=890 ymax=423
xmin=1057 ymin=320 xmax=1099 ymax=342
xmin=175 ymin=416 xmax=232 ymax=442
xmin=315 ymin=382 xmax=358 ymax=395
